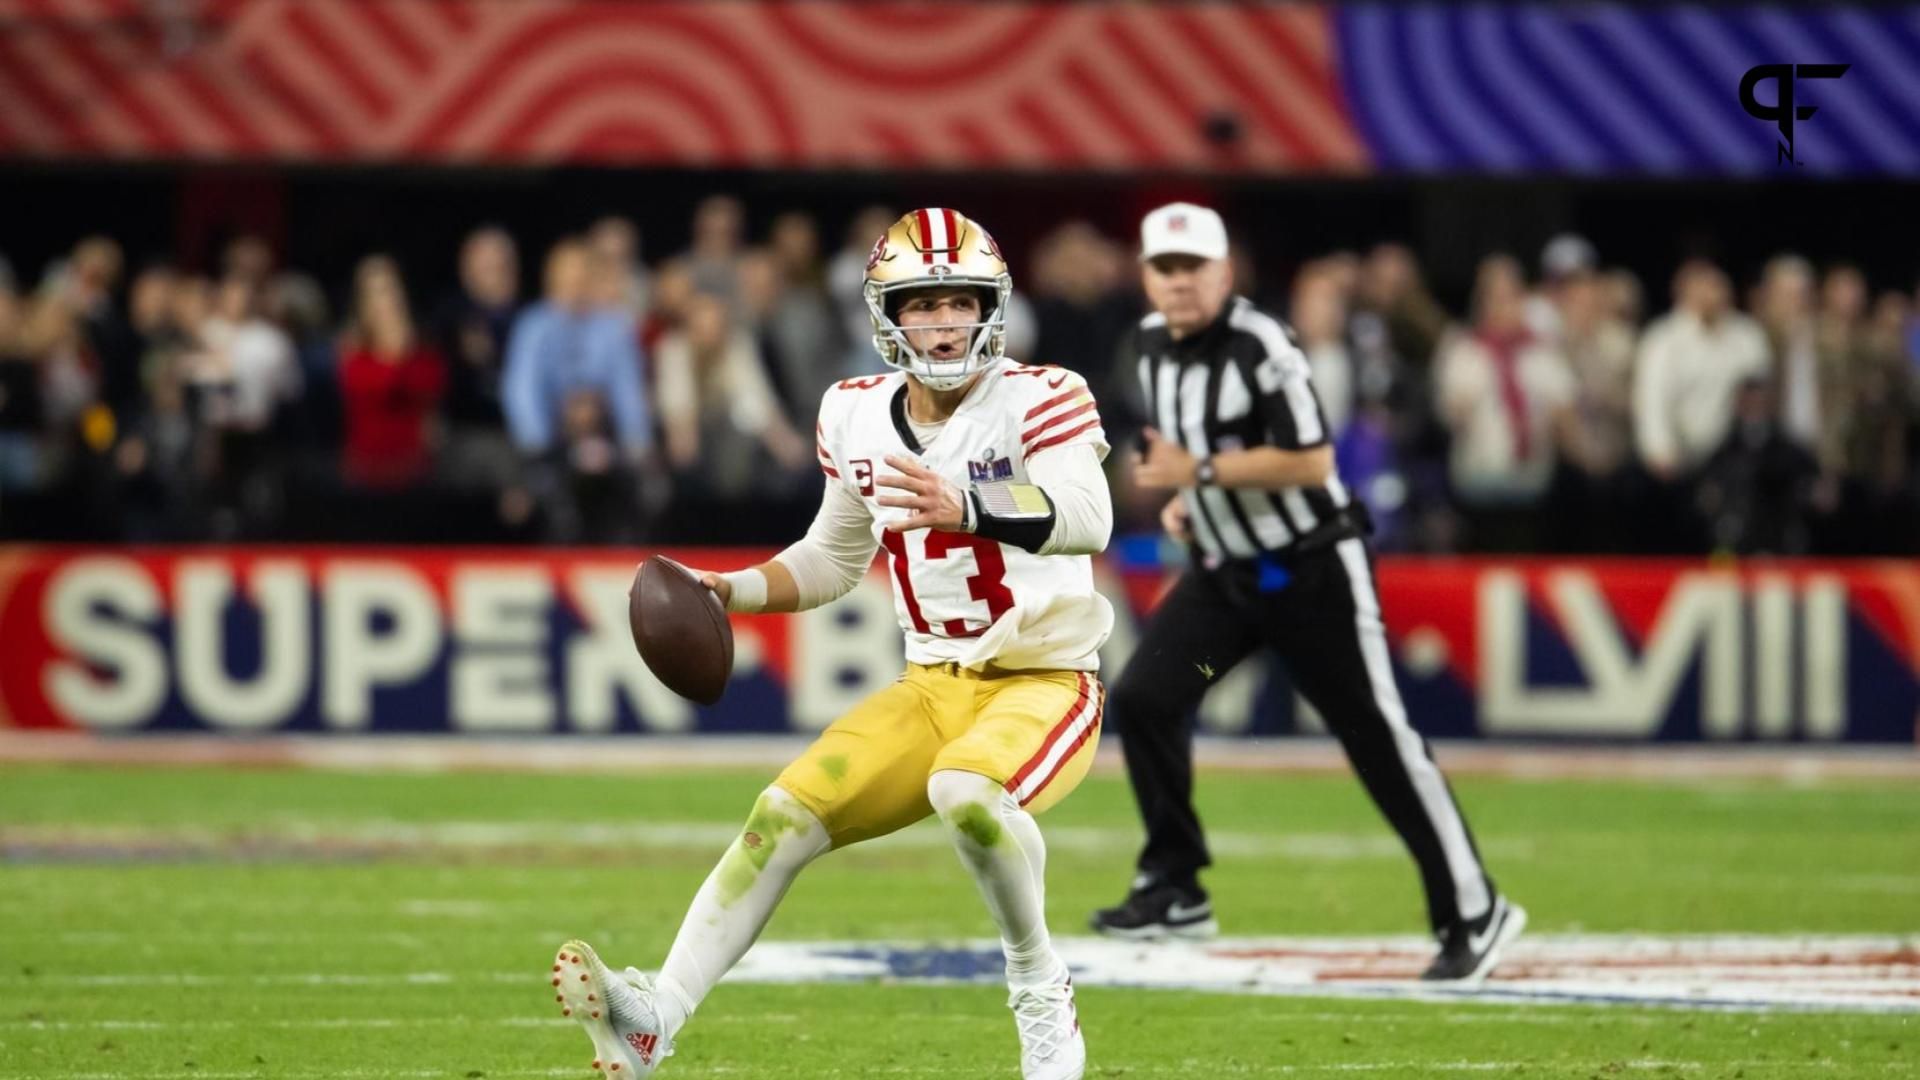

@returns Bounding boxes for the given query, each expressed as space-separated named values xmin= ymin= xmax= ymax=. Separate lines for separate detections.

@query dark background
xmin=6 ymin=163 xmax=1914 ymax=312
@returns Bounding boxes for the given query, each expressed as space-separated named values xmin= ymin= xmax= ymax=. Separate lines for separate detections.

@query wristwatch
xmin=1194 ymin=457 xmax=1217 ymax=487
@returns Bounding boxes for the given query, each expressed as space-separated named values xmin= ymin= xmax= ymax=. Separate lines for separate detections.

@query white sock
xmin=655 ymin=785 xmax=830 ymax=1034
xmin=927 ymin=769 xmax=1063 ymax=990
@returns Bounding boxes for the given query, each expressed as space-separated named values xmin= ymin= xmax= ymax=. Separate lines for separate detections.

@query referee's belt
xmin=1222 ymin=502 xmax=1373 ymax=566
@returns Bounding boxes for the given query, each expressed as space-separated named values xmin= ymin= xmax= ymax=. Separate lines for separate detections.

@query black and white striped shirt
xmin=1134 ymin=296 xmax=1356 ymax=564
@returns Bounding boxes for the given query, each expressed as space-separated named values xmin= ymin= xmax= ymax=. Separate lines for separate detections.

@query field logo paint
xmin=731 ymin=935 xmax=1920 ymax=1014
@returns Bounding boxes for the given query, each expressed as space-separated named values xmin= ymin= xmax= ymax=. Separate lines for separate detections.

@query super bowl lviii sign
xmin=0 ymin=549 xmax=1914 ymax=743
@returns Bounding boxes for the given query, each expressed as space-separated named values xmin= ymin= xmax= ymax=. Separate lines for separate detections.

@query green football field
xmin=2 ymin=760 xmax=1916 ymax=1079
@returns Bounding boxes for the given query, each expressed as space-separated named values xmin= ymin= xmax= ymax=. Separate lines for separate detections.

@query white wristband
xmin=718 ymin=569 xmax=768 ymax=614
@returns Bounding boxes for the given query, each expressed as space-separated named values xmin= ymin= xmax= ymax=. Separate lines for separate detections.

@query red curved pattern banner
xmin=0 ymin=0 xmax=1365 ymax=170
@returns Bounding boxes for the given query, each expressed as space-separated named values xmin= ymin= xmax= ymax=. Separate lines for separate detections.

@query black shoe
xmin=1422 ymin=895 xmax=1527 ymax=983
xmin=1089 ymin=877 xmax=1218 ymax=940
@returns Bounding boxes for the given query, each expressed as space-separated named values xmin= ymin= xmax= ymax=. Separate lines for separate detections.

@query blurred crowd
xmin=2 ymin=197 xmax=1917 ymax=556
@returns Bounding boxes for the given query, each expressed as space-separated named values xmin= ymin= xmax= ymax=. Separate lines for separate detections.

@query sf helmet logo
xmin=979 ymin=227 xmax=1005 ymax=263
xmin=866 ymin=235 xmax=890 ymax=271
xmin=1739 ymin=64 xmax=1850 ymax=165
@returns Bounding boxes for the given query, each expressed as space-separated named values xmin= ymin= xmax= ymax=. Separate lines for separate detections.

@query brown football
xmin=628 ymin=555 xmax=734 ymax=705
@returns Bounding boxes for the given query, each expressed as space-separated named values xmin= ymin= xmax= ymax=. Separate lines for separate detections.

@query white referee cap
xmin=1140 ymin=202 xmax=1229 ymax=261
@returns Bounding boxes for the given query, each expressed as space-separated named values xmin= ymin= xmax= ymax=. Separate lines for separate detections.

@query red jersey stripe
xmin=1025 ymin=418 xmax=1103 ymax=458
xmin=1021 ymin=400 xmax=1099 ymax=445
xmin=1023 ymin=386 xmax=1085 ymax=420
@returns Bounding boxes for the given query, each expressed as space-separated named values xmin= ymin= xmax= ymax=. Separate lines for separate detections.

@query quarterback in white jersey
xmin=812 ymin=356 xmax=1113 ymax=672
xmin=552 ymin=209 xmax=1109 ymax=1080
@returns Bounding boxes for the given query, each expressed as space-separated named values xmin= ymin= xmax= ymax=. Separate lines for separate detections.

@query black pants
xmin=1112 ymin=537 xmax=1497 ymax=932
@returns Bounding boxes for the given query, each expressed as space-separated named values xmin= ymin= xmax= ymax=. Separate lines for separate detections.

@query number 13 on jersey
xmin=880 ymin=530 xmax=1014 ymax=639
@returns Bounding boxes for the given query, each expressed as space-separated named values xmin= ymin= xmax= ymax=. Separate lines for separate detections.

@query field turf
xmin=1 ymin=762 xmax=1915 ymax=1078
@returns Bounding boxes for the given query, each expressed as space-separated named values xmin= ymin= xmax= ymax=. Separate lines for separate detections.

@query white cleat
xmin=550 ymin=940 xmax=674 ymax=1077
xmin=1009 ymin=975 xmax=1085 ymax=1080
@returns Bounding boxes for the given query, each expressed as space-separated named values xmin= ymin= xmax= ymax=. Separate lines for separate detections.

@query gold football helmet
xmin=862 ymin=208 xmax=1013 ymax=390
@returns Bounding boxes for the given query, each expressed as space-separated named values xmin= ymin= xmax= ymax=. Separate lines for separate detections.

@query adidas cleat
xmin=1010 ymin=973 xmax=1085 ymax=1080
xmin=550 ymin=940 xmax=674 ymax=1076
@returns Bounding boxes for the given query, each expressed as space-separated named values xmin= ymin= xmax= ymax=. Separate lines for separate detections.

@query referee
xmin=1090 ymin=204 xmax=1525 ymax=983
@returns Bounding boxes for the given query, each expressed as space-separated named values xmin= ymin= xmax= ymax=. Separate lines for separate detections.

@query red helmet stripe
xmin=916 ymin=208 xmax=936 ymax=264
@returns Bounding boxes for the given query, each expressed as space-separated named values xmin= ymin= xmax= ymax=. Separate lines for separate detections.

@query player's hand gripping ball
xmin=628 ymin=555 xmax=735 ymax=705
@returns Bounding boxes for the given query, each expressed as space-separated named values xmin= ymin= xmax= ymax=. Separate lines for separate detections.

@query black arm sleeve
xmin=967 ymin=488 xmax=1057 ymax=555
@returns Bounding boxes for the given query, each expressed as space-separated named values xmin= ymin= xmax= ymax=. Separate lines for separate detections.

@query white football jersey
xmin=815 ymin=359 xmax=1114 ymax=672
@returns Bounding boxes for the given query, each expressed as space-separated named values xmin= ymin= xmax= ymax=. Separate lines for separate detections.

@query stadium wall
xmin=0 ymin=547 xmax=1915 ymax=743
xmin=1 ymin=2 xmax=1915 ymax=175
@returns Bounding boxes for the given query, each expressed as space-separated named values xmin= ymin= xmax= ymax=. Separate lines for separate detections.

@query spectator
xmin=827 ymin=205 xmax=897 ymax=377
xmin=1634 ymin=259 xmax=1770 ymax=480
xmin=586 ymin=234 xmax=642 ymax=323
xmin=503 ymin=239 xmax=651 ymax=458
xmin=1601 ymin=268 xmax=1645 ymax=327
xmin=755 ymin=212 xmax=845 ymax=427
xmin=430 ymin=226 xmax=522 ymax=525
xmin=1556 ymin=272 xmax=1637 ymax=473
xmin=0 ymin=258 xmax=41 ymax=492
xmin=337 ymin=257 xmax=446 ymax=490
xmin=1633 ymin=259 xmax=1770 ymax=552
xmin=1553 ymin=268 xmax=1640 ymax=550
xmin=679 ymin=194 xmax=746 ymax=302
xmin=1909 ymin=279 xmax=1920 ymax=389
xmin=502 ymin=239 xmax=653 ymax=541
xmin=1355 ymin=243 xmax=1450 ymax=379
xmin=20 ymin=247 xmax=113 ymax=460
xmin=258 ymin=273 xmax=332 ymax=448
xmin=1527 ymin=232 xmax=1599 ymax=342
xmin=195 ymin=274 xmax=302 ymax=435
xmin=1695 ymin=378 xmax=1819 ymax=555
xmin=1435 ymin=255 xmax=1578 ymax=552
xmin=1291 ymin=265 xmax=1355 ymax=438
xmin=586 ymin=216 xmax=649 ymax=321
xmin=56 ymin=237 xmax=143 ymax=419
xmin=1295 ymin=261 xmax=1411 ymax=548
xmin=1825 ymin=281 xmax=1918 ymax=552
xmin=193 ymin=274 xmax=302 ymax=538
xmin=1351 ymin=242 xmax=1452 ymax=549
xmin=127 ymin=264 xmax=179 ymax=362
xmin=223 ymin=234 xmax=275 ymax=289
xmin=114 ymin=336 xmax=204 ymax=541
xmin=655 ymin=290 xmax=808 ymax=505
xmin=434 ymin=226 xmax=520 ymax=436
xmin=1756 ymin=254 xmax=1822 ymax=456
xmin=640 ymin=259 xmax=695 ymax=357
xmin=112 ymin=264 xmax=191 ymax=531
xmin=1030 ymin=222 xmax=1137 ymax=422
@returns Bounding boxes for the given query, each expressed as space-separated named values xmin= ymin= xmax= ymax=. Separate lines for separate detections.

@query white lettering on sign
xmin=176 ymin=560 xmax=310 ymax=731
xmin=322 ymin=563 xmax=441 ymax=729
xmin=44 ymin=557 xmax=168 ymax=730
xmin=452 ymin=567 xmax=554 ymax=732
xmin=1479 ymin=569 xmax=1847 ymax=739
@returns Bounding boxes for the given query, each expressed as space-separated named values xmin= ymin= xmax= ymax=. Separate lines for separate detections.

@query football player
xmin=553 ymin=209 xmax=1112 ymax=1080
